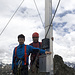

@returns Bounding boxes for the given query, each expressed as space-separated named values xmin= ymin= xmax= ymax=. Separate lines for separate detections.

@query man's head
xmin=18 ymin=34 xmax=25 ymax=45
xmin=32 ymin=32 xmax=39 ymax=43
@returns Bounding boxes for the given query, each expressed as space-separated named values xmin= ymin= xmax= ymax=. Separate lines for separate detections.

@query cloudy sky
xmin=0 ymin=0 xmax=75 ymax=64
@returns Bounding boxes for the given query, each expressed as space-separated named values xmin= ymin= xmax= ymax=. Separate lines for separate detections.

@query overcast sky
xmin=0 ymin=0 xmax=75 ymax=64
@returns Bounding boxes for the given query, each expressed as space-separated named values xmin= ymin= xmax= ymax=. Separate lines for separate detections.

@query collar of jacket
xmin=18 ymin=44 xmax=25 ymax=48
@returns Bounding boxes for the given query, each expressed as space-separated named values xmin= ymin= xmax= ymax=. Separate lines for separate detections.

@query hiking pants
xmin=13 ymin=65 xmax=28 ymax=75
xmin=29 ymin=67 xmax=45 ymax=75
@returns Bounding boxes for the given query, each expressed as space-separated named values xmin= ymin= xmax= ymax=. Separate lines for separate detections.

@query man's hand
xmin=45 ymin=51 xmax=52 ymax=54
xmin=51 ymin=37 xmax=54 ymax=41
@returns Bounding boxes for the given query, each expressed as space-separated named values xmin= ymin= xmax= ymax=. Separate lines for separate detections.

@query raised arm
xmin=29 ymin=45 xmax=51 ymax=54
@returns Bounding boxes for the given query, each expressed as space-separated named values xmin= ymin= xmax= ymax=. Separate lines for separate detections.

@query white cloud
xmin=53 ymin=30 xmax=75 ymax=63
xmin=53 ymin=0 xmax=75 ymax=14
xmin=0 ymin=0 xmax=75 ymax=64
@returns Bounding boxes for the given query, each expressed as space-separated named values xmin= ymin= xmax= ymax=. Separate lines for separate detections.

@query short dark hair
xmin=18 ymin=34 xmax=25 ymax=40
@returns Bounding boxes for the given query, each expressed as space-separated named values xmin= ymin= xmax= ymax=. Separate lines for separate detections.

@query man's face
xmin=33 ymin=37 xmax=38 ymax=43
xmin=18 ymin=38 xmax=25 ymax=45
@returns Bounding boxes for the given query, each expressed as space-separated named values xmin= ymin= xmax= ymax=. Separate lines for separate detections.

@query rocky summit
xmin=54 ymin=55 xmax=75 ymax=75
xmin=0 ymin=55 xmax=75 ymax=75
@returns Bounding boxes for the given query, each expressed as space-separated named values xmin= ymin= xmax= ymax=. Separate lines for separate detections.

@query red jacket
xmin=29 ymin=42 xmax=42 ymax=67
xmin=29 ymin=42 xmax=42 ymax=48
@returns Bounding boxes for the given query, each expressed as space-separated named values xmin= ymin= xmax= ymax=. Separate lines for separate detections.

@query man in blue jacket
xmin=12 ymin=34 xmax=51 ymax=75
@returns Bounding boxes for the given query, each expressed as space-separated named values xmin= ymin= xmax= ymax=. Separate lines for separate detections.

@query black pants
xmin=13 ymin=65 xmax=28 ymax=75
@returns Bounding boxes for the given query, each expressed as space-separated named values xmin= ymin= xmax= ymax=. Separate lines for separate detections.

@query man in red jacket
xmin=29 ymin=32 xmax=54 ymax=75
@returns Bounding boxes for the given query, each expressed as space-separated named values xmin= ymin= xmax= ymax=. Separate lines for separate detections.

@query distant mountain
xmin=0 ymin=55 xmax=75 ymax=75
xmin=0 ymin=62 xmax=12 ymax=75
xmin=0 ymin=62 xmax=5 ymax=66
xmin=65 ymin=62 xmax=75 ymax=70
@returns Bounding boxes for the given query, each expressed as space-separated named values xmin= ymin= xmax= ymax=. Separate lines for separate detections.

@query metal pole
xmin=45 ymin=0 xmax=53 ymax=75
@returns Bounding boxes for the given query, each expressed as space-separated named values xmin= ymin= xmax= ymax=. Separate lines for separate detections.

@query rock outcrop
xmin=54 ymin=55 xmax=75 ymax=75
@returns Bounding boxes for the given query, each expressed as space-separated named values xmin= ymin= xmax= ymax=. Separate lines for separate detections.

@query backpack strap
xmin=15 ymin=47 xmax=17 ymax=56
xmin=24 ymin=45 xmax=27 ymax=65
xmin=39 ymin=42 xmax=41 ymax=48
xmin=13 ymin=47 xmax=17 ymax=64
xmin=31 ymin=43 xmax=33 ymax=46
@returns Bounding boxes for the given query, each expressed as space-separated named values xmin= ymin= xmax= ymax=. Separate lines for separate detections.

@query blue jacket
xmin=12 ymin=44 xmax=45 ymax=70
